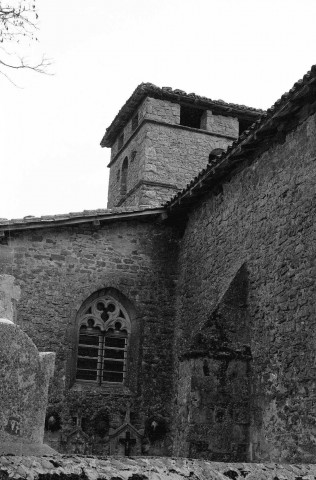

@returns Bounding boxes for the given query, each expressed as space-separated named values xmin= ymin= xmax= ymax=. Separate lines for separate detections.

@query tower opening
xmin=180 ymin=105 xmax=204 ymax=129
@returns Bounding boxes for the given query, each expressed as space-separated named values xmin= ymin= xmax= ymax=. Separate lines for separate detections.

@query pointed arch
xmin=75 ymin=290 xmax=132 ymax=384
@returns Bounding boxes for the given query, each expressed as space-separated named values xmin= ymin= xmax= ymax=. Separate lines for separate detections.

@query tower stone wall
xmin=107 ymin=97 xmax=239 ymax=208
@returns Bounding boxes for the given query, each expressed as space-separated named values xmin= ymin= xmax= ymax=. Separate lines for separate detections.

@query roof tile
xmin=0 ymin=206 xmax=164 ymax=230
xmin=101 ymin=83 xmax=264 ymax=147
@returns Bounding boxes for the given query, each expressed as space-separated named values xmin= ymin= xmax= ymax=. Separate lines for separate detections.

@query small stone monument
xmin=109 ymin=404 xmax=143 ymax=456
xmin=0 ymin=275 xmax=56 ymax=455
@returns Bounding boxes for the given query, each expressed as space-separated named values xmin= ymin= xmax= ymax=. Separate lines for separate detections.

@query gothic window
xmin=121 ymin=157 xmax=128 ymax=195
xmin=76 ymin=295 xmax=131 ymax=384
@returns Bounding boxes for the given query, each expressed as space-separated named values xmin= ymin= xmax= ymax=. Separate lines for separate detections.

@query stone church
xmin=0 ymin=64 xmax=315 ymax=462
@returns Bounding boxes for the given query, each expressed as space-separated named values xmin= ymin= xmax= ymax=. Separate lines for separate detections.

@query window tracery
xmin=76 ymin=296 xmax=130 ymax=384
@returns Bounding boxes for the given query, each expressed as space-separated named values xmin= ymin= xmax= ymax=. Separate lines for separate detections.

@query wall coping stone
xmin=1 ymin=456 xmax=316 ymax=480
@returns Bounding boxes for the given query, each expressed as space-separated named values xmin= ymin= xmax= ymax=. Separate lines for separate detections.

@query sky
xmin=1 ymin=0 xmax=316 ymax=219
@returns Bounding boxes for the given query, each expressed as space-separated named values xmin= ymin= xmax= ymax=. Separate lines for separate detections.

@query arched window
xmin=76 ymin=295 xmax=131 ymax=384
xmin=121 ymin=157 xmax=128 ymax=195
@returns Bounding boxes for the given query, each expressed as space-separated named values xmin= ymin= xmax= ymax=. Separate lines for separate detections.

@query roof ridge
xmin=0 ymin=206 xmax=164 ymax=227
xmin=101 ymin=83 xmax=264 ymax=147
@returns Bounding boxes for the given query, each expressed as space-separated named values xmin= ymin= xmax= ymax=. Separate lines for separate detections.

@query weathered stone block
xmin=0 ymin=318 xmax=55 ymax=455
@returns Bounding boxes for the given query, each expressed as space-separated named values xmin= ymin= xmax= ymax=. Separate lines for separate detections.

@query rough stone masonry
xmin=0 ymin=66 xmax=315 ymax=462
xmin=2 ymin=456 xmax=316 ymax=480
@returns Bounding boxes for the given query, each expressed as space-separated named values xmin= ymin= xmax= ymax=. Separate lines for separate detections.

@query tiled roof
xmin=100 ymin=83 xmax=264 ymax=147
xmin=166 ymin=64 xmax=316 ymax=211
xmin=0 ymin=207 xmax=165 ymax=232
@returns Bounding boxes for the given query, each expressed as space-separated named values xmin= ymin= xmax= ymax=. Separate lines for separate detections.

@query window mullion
xmin=123 ymin=338 xmax=127 ymax=382
xmin=97 ymin=333 xmax=104 ymax=385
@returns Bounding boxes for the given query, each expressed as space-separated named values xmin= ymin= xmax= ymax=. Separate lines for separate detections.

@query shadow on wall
xmin=174 ymin=263 xmax=252 ymax=461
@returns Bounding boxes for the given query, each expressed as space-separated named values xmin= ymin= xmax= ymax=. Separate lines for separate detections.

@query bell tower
xmin=101 ymin=83 xmax=262 ymax=209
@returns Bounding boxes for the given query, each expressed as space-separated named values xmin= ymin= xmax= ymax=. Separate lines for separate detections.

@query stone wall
xmin=109 ymin=97 xmax=178 ymax=165
xmin=204 ymin=111 xmax=239 ymax=138
xmin=121 ymin=183 xmax=179 ymax=209
xmin=142 ymin=97 xmax=180 ymax=126
xmin=173 ymin=112 xmax=316 ymax=462
xmin=110 ymin=97 xmax=180 ymax=162
xmin=107 ymin=128 xmax=146 ymax=208
xmin=2 ymin=455 xmax=316 ymax=480
xmin=142 ymin=123 xmax=230 ymax=188
xmin=173 ymin=265 xmax=251 ymax=461
xmin=0 ymin=218 xmax=179 ymax=455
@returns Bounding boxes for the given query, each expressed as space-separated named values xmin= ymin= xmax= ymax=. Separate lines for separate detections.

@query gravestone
xmin=109 ymin=424 xmax=142 ymax=456
xmin=0 ymin=315 xmax=56 ymax=454
xmin=64 ymin=427 xmax=91 ymax=454
xmin=108 ymin=403 xmax=143 ymax=456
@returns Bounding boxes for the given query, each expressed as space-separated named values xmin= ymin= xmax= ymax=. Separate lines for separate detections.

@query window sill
xmin=71 ymin=381 xmax=133 ymax=396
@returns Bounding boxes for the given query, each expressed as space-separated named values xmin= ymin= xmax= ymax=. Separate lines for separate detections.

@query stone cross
xmin=119 ymin=431 xmax=136 ymax=456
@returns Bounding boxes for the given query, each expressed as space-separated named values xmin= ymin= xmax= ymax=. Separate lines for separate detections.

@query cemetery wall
xmin=1 ymin=455 xmax=316 ymax=480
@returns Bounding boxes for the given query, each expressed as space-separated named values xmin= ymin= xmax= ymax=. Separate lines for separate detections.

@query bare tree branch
xmin=0 ymin=55 xmax=52 ymax=73
xmin=0 ymin=1 xmax=52 ymax=82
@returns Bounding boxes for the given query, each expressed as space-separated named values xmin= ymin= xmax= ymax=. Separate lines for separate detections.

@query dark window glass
xmin=76 ymin=331 xmax=127 ymax=384
xmin=103 ymin=360 xmax=124 ymax=372
xmin=76 ymin=369 xmax=98 ymax=381
xmin=105 ymin=337 xmax=126 ymax=348
xmin=104 ymin=348 xmax=125 ymax=359
xmin=78 ymin=346 xmax=99 ymax=357
xmin=79 ymin=334 xmax=99 ymax=346
xmin=77 ymin=357 xmax=98 ymax=370
xmin=103 ymin=371 xmax=124 ymax=383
